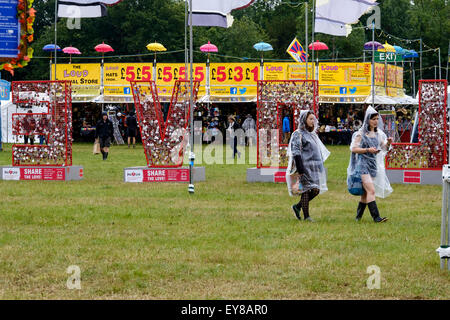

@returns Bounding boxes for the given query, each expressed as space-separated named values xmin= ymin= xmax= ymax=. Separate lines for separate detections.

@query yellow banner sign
xmin=104 ymin=63 xmax=153 ymax=96
xmin=51 ymin=64 xmax=101 ymax=86
xmin=319 ymin=63 xmax=371 ymax=85
xmin=210 ymin=63 xmax=260 ymax=96
xmin=156 ymin=63 xmax=206 ymax=97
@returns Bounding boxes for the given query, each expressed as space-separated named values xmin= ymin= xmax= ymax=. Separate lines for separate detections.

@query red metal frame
xmin=386 ymin=79 xmax=448 ymax=171
xmin=256 ymin=80 xmax=318 ymax=169
xmin=130 ymin=80 xmax=200 ymax=168
xmin=11 ymin=81 xmax=72 ymax=167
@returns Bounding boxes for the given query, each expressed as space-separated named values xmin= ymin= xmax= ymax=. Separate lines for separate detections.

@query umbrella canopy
xmin=95 ymin=42 xmax=114 ymax=53
xmin=393 ymin=45 xmax=405 ymax=55
xmin=309 ymin=40 xmax=328 ymax=51
xmin=403 ymin=49 xmax=419 ymax=59
xmin=43 ymin=44 xmax=61 ymax=52
xmin=62 ymin=47 xmax=81 ymax=55
xmin=200 ymin=41 xmax=218 ymax=53
xmin=363 ymin=41 xmax=384 ymax=50
xmin=146 ymin=42 xmax=167 ymax=52
xmin=378 ymin=42 xmax=396 ymax=53
xmin=253 ymin=42 xmax=273 ymax=52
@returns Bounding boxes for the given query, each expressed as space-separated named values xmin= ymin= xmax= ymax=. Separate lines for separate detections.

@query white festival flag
xmin=191 ymin=0 xmax=255 ymax=28
xmin=315 ymin=0 xmax=378 ymax=36
xmin=58 ymin=0 xmax=122 ymax=18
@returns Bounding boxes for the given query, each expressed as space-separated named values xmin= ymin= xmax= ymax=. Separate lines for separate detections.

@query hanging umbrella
xmin=253 ymin=42 xmax=273 ymax=64
xmin=309 ymin=40 xmax=328 ymax=65
xmin=146 ymin=42 xmax=167 ymax=64
xmin=62 ymin=46 xmax=81 ymax=64
xmin=43 ymin=44 xmax=61 ymax=61
xmin=309 ymin=40 xmax=329 ymax=51
xmin=403 ymin=50 xmax=419 ymax=59
xmin=378 ymin=42 xmax=396 ymax=53
xmin=363 ymin=41 xmax=384 ymax=51
xmin=95 ymin=42 xmax=114 ymax=63
xmin=200 ymin=41 xmax=218 ymax=65
xmin=393 ymin=45 xmax=405 ymax=55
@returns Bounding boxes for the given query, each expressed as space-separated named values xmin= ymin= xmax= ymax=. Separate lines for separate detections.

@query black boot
xmin=292 ymin=204 xmax=301 ymax=221
xmin=356 ymin=202 xmax=367 ymax=221
xmin=101 ymin=149 xmax=105 ymax=160
xmin=368 ymin=201 xmax=388 ymax=223
xmin=104 ymin=152 xmax=108 ymax=160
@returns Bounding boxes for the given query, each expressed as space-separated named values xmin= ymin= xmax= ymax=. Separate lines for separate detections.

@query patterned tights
xmin=297 ymin=188 xmax=320 ymax=219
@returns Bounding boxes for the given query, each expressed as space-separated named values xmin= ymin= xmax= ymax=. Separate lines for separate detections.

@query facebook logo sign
xmin=124 ymin=87 xmax=131 ymax=95
xmin=339 ymin=87 xmax=347 ymax=94
xmin=230 ymin=87 xmax=238 ymax=95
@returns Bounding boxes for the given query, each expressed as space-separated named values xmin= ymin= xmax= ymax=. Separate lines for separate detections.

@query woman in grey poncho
xmin=286 ymin=110 xmax=330 ymax=222
xmin=348 ymin=106 xmax=393 ymax=222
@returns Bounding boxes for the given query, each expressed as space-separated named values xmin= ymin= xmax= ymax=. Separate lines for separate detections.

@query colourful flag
xmin=286 ymin=38 xmax=308 ymax=63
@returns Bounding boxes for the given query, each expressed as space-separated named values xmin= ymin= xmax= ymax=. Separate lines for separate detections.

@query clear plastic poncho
xmin=286 ymin=110 xmax=330 ymax=196
xmin=347 ymin=106 xmax=393 ymax=198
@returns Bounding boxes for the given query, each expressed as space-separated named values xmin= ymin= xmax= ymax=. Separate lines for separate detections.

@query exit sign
xmin=375 ymin=52 xmax=403 ymax=62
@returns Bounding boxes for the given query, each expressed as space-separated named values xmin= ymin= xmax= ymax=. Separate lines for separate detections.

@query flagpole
xmin=372 ymin=21 xmax=375 ymax=109
xmin=312 ymin=0 xmax=315 ymax=80
xmin=54 ymin=0 xmax=58 ymax=81
xmin=188 ymin=0 xmax=195 ymax=194
xmin=305 ymin=2 xmax=308 ymax=80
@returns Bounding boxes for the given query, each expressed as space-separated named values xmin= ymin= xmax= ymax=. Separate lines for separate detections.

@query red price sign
xmin=210 ymin=63 xmax=259 ymax=85
xmin=156 ymin=64 xmax=206 ymax=84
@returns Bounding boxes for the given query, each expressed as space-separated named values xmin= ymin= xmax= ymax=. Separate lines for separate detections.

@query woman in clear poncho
xmin=348 ymin=106 xmax=393 ymax=223
xmin=286 ymin=110 xmax=330 ymax=222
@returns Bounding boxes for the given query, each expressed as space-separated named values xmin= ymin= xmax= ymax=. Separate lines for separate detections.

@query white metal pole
xmin=54 ymin=0 xmax=58 ymax=81
xmin=441 ymin=181 xmax=448 ymax=270
xmin=189 ymin=0 xmax=194 ymax=193
xmin=372 ymin=22 xmax=375 ymax=109
xmin=438 ymin=48 xmax=441 ymax=79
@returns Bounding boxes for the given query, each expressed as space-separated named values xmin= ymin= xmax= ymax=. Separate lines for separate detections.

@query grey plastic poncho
xmin=348 ymin=106 xmax=393 ymax=198
xmin=286 ymin=110 xmax=330 ymax=196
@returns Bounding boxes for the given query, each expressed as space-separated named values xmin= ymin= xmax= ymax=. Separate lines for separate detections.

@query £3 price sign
xmin=210 ymin=63 xmax=260 ymax=96
xmin=130 ymin=80 xmax=200 ymax=167
xmin=11 ymin=81 xmax=73 ymax=166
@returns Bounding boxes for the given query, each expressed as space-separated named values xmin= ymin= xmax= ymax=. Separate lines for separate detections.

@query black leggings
xmin=297 ymin=188 xmax=320 ymax=219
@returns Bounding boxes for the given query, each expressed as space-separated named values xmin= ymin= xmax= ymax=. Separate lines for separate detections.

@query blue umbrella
xmin=43 ymin=44 xmax=61 ymax=52
xmin=253 ymin=42 xmax=273 ymax=52
xmin=393 ymin=45 xmax=405 ymax=55
xmin=403 ymin=50 xmax=419 ymax=59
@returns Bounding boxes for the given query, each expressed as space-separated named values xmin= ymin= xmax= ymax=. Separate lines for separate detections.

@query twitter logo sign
xmin=349 ymin=87 xmax=357 ymax=94
xmin=239 ymin=88 xmax=247 ymax=95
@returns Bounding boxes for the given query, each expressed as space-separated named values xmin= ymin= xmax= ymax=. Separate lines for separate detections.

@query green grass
xmin=0 ymin=143 xmax=448 ymax=299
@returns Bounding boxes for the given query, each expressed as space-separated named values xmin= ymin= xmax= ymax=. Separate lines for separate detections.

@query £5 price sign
xmin=104 ymin=63 xmax=153 ymax=96
xmin=156 ymin=63 xmax=206 ymax=98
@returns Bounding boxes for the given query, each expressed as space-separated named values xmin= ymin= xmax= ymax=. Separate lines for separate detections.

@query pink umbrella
xmin=308 ymin=40 xmax=329 ymax=64
xmin=308 ymin=40 xmax=329 ymax=51
xmin=62 ymin=46 xmax=81 ymax=64
xmin=200 ymin=41 xmax=218 ymax=65
xmin=95 ymin=42 xmax=114 ymax=63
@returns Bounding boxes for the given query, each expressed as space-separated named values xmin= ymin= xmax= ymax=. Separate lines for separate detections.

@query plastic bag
xmin=93 ymin=138 xmax=100 ymax=155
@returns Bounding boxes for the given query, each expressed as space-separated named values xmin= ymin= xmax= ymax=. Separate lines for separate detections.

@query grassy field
xmin=0 ymin=143 xmax=448 ymax=299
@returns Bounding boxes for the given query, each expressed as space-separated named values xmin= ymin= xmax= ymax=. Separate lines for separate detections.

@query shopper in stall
xmin=241 ymin=114 xmax=256 ymax=146
xmin=282 ymin=113 xmax=291 ymax=144
xmin=348 ymin=106 xmax=393 ymax=223
xmin=95 ymin=111 xmax=114 ymax=160
xmin=23 ymin=110 xmax=36 ymax=145
xmin=286 ymin=110 xmax=330 ymax=222
xmin=126 ymin=111 xmax=138 ymax=148
xmin=227 ymin=115 xmax=241 ymax=158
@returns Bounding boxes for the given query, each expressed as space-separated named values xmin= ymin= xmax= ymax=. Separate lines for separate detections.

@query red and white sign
xmin=125 ymin=168 xmax=190 ymax=183
xmin=3 ymin=168 xmax=20 ymax=180
xmin=403 ymin=171 xmax=421 ymax=184
xmin=19 ymin=168 xmax=66 ymax=181
xmin=274 ymin=171 xmax=287 ymax=183
xmin=125 ymin=169 xmax=144 ymax=183
xmin=144 ymin=169 xmax=190 ymax=182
